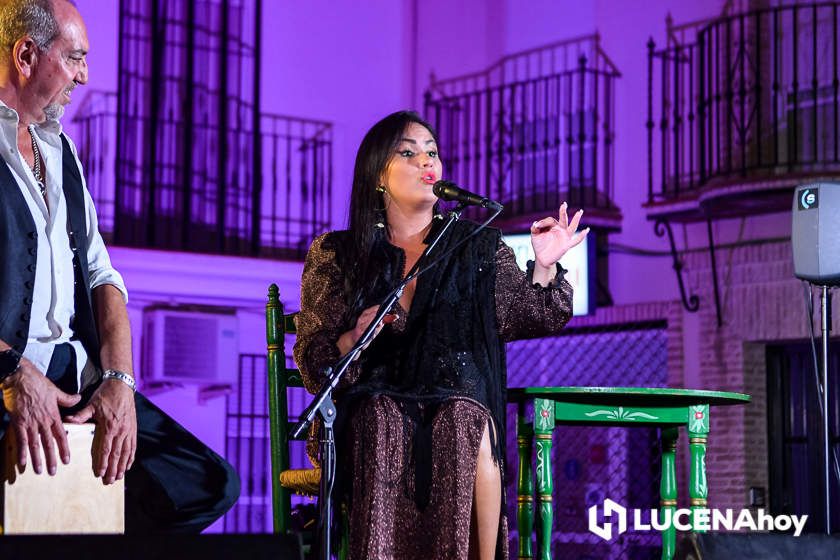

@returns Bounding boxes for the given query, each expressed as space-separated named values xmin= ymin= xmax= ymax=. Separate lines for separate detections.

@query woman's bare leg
xmin=469 ymin=423 xmax=501 ymax=560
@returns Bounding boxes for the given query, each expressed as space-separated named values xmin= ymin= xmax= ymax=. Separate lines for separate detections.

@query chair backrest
xmin=266 ymin=283 xmax=303 ymax=534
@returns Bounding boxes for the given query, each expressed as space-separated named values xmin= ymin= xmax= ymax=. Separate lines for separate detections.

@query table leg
xmin=534 ymin=398 xmax=554 ymax=560
xmin=660 ymin=427 xmax=678 ymax=560
xmin=517 ymin=400 xmax=534 ymax=559
xmin=688 ymin=405 xmax=709 ymax=530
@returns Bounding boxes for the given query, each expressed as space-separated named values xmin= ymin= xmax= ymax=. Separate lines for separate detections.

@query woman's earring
xmin=374 ymin=209 xmax=386 ymax=229
xmin=374 ymin=185 xmax=388 ymax=229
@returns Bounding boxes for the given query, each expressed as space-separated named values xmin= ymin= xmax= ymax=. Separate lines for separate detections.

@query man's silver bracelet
xmin=102 ymin=369 xmax=137 ymax=392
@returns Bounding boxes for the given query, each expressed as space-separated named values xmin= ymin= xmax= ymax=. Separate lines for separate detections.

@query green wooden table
xmin=507 ymin=386 xmax=751 ymax=560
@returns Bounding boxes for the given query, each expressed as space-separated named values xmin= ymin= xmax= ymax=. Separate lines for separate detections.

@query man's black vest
xmin=0 ymin=134 xmax=100 ymax=367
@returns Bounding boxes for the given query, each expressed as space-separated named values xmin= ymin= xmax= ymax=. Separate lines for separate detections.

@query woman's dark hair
xmin=345 ymin=110 xmax=439 ymax=295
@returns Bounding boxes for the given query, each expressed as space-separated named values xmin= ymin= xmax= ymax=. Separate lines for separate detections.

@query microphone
xmin=432 ymin=180 xmax=503 ymax=211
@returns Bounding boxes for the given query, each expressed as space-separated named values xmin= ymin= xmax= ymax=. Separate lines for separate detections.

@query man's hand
xmin=65 ymin=379 xmax=137 ymax=484
xmin=1 ymin=360 xmax=82 ymax=475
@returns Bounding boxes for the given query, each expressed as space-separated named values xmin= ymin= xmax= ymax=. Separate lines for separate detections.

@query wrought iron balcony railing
xmin=424 ymin=34 xmax=622 ymax=231
xmin=647 ymin=2 xmax=840 ymax=216
xmin=73 ymin=91 xmax=118 ymax=233
xmin=72 ymin=90 xmax=332 ymax=259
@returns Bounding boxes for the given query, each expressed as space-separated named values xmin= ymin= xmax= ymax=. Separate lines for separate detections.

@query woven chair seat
xmin=279 ymin=467 xmax=321 ymax=497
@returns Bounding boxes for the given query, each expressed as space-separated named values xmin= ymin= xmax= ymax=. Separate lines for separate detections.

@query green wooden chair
xmin=266 ymin=284 xmax=347 ymax=558
xmin=266 ymin=284 xmax=319 ymax=535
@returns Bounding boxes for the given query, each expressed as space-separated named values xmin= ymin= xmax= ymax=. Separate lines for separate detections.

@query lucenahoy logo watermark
xmin=588 ymin=498 xmax=808 ymax=541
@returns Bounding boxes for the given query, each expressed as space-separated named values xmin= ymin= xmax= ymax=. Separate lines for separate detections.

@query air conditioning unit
xmin=142 ymin=309 xmax=239 ymax=385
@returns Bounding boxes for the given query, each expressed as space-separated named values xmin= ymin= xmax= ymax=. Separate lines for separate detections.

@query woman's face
xmin=380 ymin=122 xmax=442 ymax=212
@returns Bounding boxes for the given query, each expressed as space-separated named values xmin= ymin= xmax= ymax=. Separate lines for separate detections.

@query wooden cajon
xmin=1 ymin=423 xmax=124 ymax=534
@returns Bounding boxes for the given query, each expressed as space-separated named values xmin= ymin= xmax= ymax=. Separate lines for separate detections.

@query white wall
xmin=110 ymin=247 xmax=302 ymax=532
xmin=593 ymin=0 xmax=729 ymax=306
xmin=111 ymin=246 xmax=302 ymax=417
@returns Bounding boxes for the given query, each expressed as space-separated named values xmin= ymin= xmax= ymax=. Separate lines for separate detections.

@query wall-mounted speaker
xmin=792 ymin=182 xmax=840 ymax=286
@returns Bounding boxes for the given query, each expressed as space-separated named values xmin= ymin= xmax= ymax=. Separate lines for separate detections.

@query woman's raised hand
xmin=530 ymin=202 xmax=590 ymax=268
xmin=337 ymin=305 xmax=397 ymax=359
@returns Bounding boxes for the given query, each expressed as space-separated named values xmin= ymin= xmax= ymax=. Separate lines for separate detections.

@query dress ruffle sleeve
xmin=293 ymin=233 xmax=361 ymax=395
xmin=494 ymin=239 xmax=574 ymax=343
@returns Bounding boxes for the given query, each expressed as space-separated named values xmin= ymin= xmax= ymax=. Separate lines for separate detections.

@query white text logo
xmin=587 ymin=500 xmax=808 ymax=541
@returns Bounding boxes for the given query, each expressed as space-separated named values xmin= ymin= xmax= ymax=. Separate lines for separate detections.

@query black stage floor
xmin=0 ymin=533 xmax=304 ymax=560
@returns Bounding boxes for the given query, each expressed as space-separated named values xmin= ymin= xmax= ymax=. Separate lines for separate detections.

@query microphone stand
xmin=290 ymin=202 xmax=467 ymax=560
xmin=819 ymin=285 xmax=833 ymax=534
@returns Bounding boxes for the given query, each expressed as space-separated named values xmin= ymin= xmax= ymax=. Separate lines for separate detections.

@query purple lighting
xmin=55 ymin=0 xmax=840 ymax=547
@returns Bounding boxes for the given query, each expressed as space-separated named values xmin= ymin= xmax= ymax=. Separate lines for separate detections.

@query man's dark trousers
xmin=0 ymin=343 xmax=240 ymax=533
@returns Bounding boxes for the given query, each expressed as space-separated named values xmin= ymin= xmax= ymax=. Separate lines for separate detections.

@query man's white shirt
xmin=0 ymin=100 xmax=127 ymax=389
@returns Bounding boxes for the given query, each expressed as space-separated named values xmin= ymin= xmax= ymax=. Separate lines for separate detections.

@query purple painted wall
xmin=63 ymin=0 xmax=117 ymax=136
xmin=259 ymin=0 xmax=416 ymax=229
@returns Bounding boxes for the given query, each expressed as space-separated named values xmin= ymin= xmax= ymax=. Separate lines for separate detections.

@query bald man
xmin=0 ymin=0 xmax=239 ymax=532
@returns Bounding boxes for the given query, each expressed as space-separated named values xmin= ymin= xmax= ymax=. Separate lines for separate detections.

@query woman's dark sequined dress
xmin=294 ymin=227 xmax=573 ymax=559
